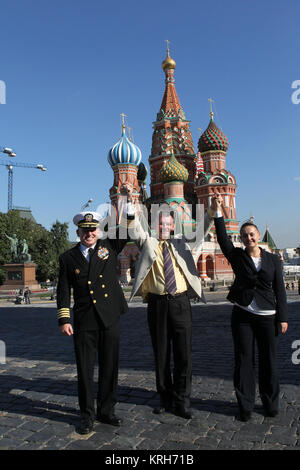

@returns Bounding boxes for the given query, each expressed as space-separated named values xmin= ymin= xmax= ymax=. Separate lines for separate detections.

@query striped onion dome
xmin=108 ymin=126 xmax=142 ymax=167
xmin=198 ymin=113 xmax=229 ymax=153
xmin=159 ymin=154 xmax=188 ymax=183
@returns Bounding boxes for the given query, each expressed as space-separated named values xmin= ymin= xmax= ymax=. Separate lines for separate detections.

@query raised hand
xmin=211 ymin=192 xmax=223 ymax=212
xmin=120 ymin=183 xmax=133 ymax=202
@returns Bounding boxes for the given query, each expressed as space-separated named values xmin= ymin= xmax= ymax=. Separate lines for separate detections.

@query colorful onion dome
xmin=159 ymin=154 xmax=188 ymax=183
xmin=108 ymin=126 xmax=142 ymax=167
xmin=198 ymin=113 xmax=229 ymax=153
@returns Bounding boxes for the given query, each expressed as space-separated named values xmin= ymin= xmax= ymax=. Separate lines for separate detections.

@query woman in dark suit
xmin=211 ymin=194 xmax=288 ymax=422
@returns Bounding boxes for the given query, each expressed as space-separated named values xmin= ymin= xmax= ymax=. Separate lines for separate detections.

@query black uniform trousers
xmin=147 ymin=292 xmax=192 ymax=408
xmin=231 ymin=306 xmax=279 ymax=414
xmin=73 ymin=317 xmax=120 ymax=420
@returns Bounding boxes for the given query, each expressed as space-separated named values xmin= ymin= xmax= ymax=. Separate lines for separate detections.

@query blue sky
xmin=0 ymin=0 xmax=299 ymax=247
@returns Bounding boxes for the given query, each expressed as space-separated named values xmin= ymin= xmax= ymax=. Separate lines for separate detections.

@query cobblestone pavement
xmin=0 ymin=293 xmax=300 ymax=451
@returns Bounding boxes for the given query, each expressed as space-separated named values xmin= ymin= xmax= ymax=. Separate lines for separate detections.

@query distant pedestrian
xmin=24 ymin=287 xmax=31 ymax=304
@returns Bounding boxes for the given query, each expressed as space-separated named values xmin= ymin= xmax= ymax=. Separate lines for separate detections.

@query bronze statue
xmin=4 ymin=233 xmax=31 ymax=262
xmin=4 ymin=233 xmax=18 ymax=261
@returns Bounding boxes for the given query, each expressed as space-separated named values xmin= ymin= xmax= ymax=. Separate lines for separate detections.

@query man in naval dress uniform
xmin=56 ymin=208 xmax=131 ymax=434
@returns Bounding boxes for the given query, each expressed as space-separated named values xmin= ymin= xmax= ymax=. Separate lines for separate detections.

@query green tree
xmin=0 ymin=211 xmax=70 ymax=285
xmin=49 ymin=221 xmax=71 ymax=282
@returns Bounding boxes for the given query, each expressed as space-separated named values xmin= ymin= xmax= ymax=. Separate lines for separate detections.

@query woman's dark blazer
xmin=214 ymin=216 xmax=288 ymax=323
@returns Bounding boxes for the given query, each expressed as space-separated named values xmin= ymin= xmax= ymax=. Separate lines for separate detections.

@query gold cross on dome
xmin=208 ymin=98 xmax=214 ymax=111
xmin=165 ymin=39 xmax=170 ymax=54
xmin=120 ymin=113 xmax=127 ymax=128
xmin=208 ymin=98 xmax=214 ymax=118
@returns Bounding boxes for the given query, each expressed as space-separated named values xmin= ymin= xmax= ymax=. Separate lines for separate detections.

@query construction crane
xmin=0 ymin=160 xmax=47 ymax=211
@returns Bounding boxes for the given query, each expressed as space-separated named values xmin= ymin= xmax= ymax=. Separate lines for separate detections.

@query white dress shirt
xmin=79 ymin=243 xmax=96 ymax=262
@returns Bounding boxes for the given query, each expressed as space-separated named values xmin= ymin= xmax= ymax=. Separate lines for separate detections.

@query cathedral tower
xmin=108 ymin=116 xmax=142 ymax=210
xmin=148 ymin=44 xmax=196 ymax=206
xmin=195 ymin=106 xmax=239 ymax=279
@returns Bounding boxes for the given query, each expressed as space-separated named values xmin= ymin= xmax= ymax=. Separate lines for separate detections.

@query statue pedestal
xmin=0 ymin=263 xmax=40 ymax=292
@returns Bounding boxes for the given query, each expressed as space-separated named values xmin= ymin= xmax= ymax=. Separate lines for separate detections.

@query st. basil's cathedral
xmin=107 ymin=46 xmax=273 ymax=284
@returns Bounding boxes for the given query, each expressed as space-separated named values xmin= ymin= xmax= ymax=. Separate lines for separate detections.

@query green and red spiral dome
xmin=198 ymin=117 xmax=229 ymax=153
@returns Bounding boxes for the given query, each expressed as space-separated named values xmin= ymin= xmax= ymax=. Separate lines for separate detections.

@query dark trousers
xmin=73 ymin=320 xmax=120 ymax=420
xmin=231 ymin=306 xmax=279 ymax=413
xmin=147 ymin=293 xmax=192 ymax=408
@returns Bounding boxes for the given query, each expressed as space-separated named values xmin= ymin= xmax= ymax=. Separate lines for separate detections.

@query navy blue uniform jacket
xmin=57 ymin=236 xmax=128 ymax=331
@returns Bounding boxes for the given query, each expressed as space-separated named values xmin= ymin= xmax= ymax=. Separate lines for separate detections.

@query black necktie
xmin=163 ymin=241 xmax=177 ymax=296
xmin=88 ymin=248 xmax=94 ymax=262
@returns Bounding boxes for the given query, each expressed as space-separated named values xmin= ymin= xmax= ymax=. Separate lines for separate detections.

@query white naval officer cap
xmin=73 ymin=211 xmax=101 ymax=228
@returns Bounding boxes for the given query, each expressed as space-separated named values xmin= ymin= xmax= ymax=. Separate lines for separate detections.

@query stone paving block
xmin=32 ymin=437 xmax=71 ymax=450
xmin=65 ymin=439 xmax=101 ymax=450
xmin=19 ymin=419 xmax=48 ymax=432
xmin=264 ymin=425 xmax=298 ymax=446
xmin=217 ymin=439 xmax=254 ymax=450
xmin=0 ymin=415 xmax=24 ymax=428
xmin=252 ymin=442 xmax=288 ymax=450
xmin=114 ymin=424 xmax=150 ymax=438
xmin=0 ymin=426 xmax=10 ymax=436
xmin=25 ymin=429 xmax=56 ymax=444
xmin=159 ymin=441 xmax=200 ymax=450
xmin=0 ymin=437 xmax=25 ymax=449
xmin=193 ymin=436 xmax=220 ymax=450
xmin=3 ymin=427 xmax=34 ymax=441
xmin=136 ymin=438 xmax=164 ymax=450
xmin=86 ymin=428 xmax=117 ymax=444
xmin=167 ymin=428 xmax=205 ymax=444
xmin=18 ymin=441 xmax=45 ymax=450
xmin=207 ymin=429 xmax=235 ymax=441
xmin=106 ymin=435 xmax=144 ymax=450
xmin=231 ymin=424 xmax=272 ymax=443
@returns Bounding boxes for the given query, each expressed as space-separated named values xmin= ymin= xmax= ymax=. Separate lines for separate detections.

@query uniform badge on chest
xmin=75 ymin=268 xmax=80 ymax=274
xmin=97 ymin=247 xmax=109 ymax=260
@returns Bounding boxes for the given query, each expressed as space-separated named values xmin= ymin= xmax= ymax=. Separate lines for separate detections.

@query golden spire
xmin=162 ymin=40 xmax=176 ymax=71
xmin=208 ymin=98 xmax=214 ymax=120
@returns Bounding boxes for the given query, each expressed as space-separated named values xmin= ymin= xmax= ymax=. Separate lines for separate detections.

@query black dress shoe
xmin=78 ymin=418 xmax=94 ymax=435
xmin=174 ymin=406 xmax=192 ymax=419
xmin=239 ymin=410 xmax=252 ymax=422
xmin=97 ymin=414 xmax=123 ymax=426
xmin=264 ymin=409 xmax=278 ymax=417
